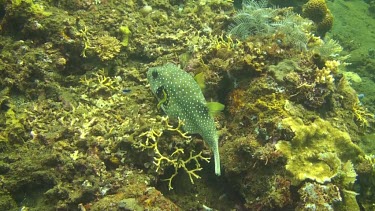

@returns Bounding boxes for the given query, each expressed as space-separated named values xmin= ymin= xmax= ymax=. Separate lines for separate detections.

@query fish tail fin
xmin=213 ymin=140 xmax=221 ymax=176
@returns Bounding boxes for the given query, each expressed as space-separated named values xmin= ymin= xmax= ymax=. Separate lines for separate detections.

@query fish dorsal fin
xmin=206 ymin=102 xmax=225 ymax=117
xmin=194 ymin=72 xmax=206 ymax=90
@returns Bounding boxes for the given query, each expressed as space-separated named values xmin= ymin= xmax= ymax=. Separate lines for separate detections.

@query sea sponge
xmin=317 ymin=10 xmax=333 ymax=35
xmin=302 ymin=0 xmax=333 ymax=35
xmin=302 ymin=0 xmax=328 ymax=23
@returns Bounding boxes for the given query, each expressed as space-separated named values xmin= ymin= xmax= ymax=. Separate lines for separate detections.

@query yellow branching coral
xmin=79 ymin=69 xmax=121 ymax=97
xmin=315 ymin=66 xmax=334 ymax=85
xmin=352 ymin=100 xmax=373 ymax=128
xmin=324 ymin=60 xmax=340 ymax=73
xmin=315 ymin=60 xmax=341 ymax=87
xmin=138 ymin=117 xmax=210 ymax=190
xmin=76 ymin=25 xmax=91 ymax=58
xmin=210 ymin=34 xmax=238 ymax=51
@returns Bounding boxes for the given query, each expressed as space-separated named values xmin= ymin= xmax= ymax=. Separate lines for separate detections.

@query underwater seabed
xmin=0 ymin=0 xmax=375 ymax=210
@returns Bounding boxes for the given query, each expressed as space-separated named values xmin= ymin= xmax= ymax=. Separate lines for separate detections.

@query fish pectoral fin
xmin=206 ymin=102 xmax=225 ymax=117
xmin=194 ymin=72 xmax=206 ymax=90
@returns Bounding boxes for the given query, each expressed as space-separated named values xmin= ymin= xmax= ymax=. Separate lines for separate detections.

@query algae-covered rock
xmin=0 ymin=191 xmax=17 ymax=211
xmin=276 ymin=117 xmax=363 ymax=185
xmin=297 ymin=182 xmax=341 ymax=211
xmin=268 ymin=59 xmax=303 ymax=83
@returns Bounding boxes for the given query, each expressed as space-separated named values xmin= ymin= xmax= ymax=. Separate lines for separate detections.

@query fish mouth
xmin=156 ymin=85 xmax=169 ymax=108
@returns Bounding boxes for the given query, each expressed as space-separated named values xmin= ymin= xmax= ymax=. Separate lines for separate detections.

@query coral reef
xmin=0 ymin=0 xmax=374 ymax=210
xmin=220 ymin=135 xmax=290 ymax=209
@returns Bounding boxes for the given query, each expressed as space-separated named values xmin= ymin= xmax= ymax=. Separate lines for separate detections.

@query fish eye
xmin=152 ymin=70 xmax=158 ymax=79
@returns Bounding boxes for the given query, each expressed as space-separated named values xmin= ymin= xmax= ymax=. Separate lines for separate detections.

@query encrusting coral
xmin=275 ymin=117 xmax=363 ymax=185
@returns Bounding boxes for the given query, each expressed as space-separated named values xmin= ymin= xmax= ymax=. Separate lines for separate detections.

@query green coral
xmin=275 ymin=117 xmax=363 ymax=185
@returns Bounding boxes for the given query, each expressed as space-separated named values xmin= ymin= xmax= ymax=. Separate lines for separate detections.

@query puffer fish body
xmin=147 ymin=63 xmax=221 ymax=175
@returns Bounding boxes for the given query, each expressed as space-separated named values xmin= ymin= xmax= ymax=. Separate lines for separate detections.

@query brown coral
xmin=302 ymin=0 xmax=333 ymax=36
xmin=317 ymin=10 xmax=333 ymax=36
xmin=302 ymin=0 xmax=328 ymax=23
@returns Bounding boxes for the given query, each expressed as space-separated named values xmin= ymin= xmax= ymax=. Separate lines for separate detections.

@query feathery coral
xmin=229 ymin=0 xmax=311 ymax=51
